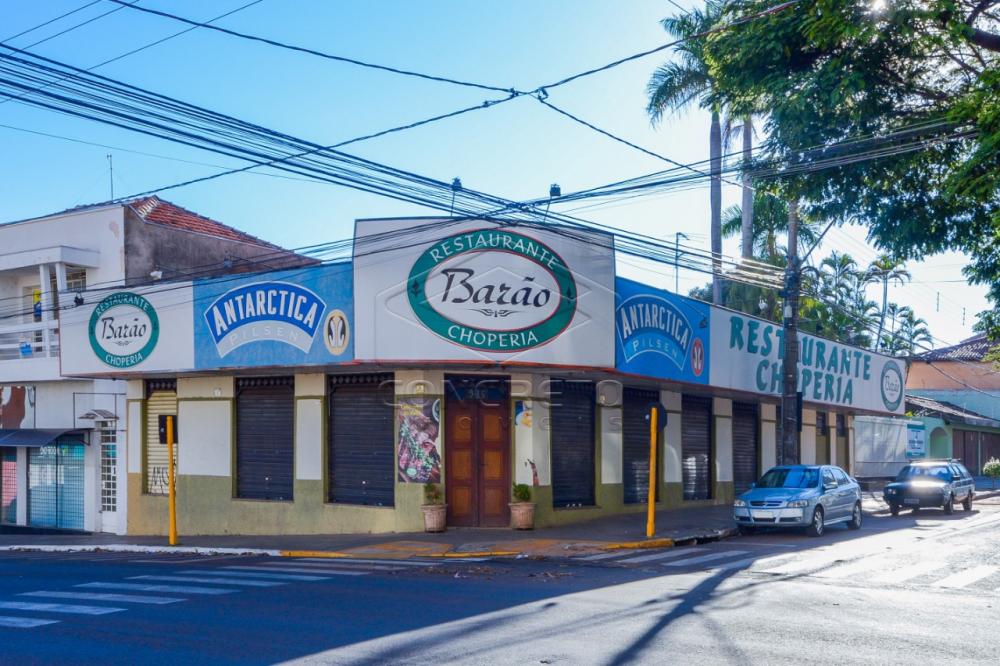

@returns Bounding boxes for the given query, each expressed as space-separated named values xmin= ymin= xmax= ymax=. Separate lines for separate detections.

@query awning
xmin=0 ymin=429 xmax=89 ymax=447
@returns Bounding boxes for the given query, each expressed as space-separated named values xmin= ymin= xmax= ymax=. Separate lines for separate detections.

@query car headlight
xmin=787 ymin=499 xmax=809 ymax=508
xmin=733 ymin=499 xmax=747 ymax=507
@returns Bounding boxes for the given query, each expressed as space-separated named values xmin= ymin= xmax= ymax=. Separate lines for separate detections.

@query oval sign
xmin=880 ymin=361 xmax=903 ymax=412
xmin=407 ymin=229 xmax=577 ymax=352
xmin=89 ymin=292 xmax=159 ymax=368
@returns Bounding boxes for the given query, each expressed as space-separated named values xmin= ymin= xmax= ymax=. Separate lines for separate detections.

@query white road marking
xmin=708 ymin=556 xmax=772 ymax=572
xmin=0 ymin=616 xmax=59 ymax=628
xmin=258 ymin=560 xmax=400 ymax=571
xmin=19 ymin=591 xmax=183 ymax=605
xmin=814 ymin=557 xmax=887 ymax=580
xmin=130 ymin=555 xmax=249 ymax=564
xmin=129 ymin=575 xmax=283 ymax=587
xmin=0 ymin=601 xmax=124 ymax=615
xmin=619 ymin=548 xmax=708 ymax=564
xmin=759 ymin=554 xmax=840 ymax=575
xmin=872 ymin=561 xmax=948 ymax=584
xmin=577 ymin=551 xmax=629 ymax=561
xmin=180 ymin=568 xmax=337 ymax=581
xmin=220 ymin=566 xmax=361 ymax=578
xmin=733 ymin=541 xmax=798 ymax=548
xmin=664 ymin=550 xmax=750 ymax=567
xmin=78 ymin=582 xmax=233 ymax=595
xmin=932 ymin=565 xmax=999 ymax=589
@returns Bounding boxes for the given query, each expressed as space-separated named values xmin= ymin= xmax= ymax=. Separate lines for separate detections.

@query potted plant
xmin=510 ymin=483 xmax=535 ymax=530
xmin=984 ymin=458 xmax=1000 ymax=490
xmin=421 ymin=482 xmax=446 ymax=533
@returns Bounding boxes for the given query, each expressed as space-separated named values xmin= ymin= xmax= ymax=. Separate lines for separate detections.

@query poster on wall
xmin=59 ymin=283 xmax=195 ymax=375
xmin=353 ymin=218 xmax=616 ymax=366
xmin=397 ymin=396 xmax=441 ymax=483
xmin=193 ymin=263 xmax=354 ymax=369
xmin=906 ymin=422 xmax=926 ymax=458
xmin=709 ymin=308 xmax=906 ymax=415
xmin=0 ymin=386 xmax=34 ymax=428
xmin=614 ymin=277 xmax=710 ymax=384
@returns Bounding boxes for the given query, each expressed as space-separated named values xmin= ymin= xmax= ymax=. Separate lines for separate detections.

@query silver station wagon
xmin=733 ymin=465 xmax=863 ymax=537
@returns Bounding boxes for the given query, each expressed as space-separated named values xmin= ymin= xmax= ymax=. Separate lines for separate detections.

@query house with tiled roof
xmin=906 ymin=333 xmax=1000 ymax=473
xmin=0 ymin=197 xmax=311 ymax=535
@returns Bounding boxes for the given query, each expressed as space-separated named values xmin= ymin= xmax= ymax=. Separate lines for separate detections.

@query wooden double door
xmin=445 ymin=376 xmax=510 ymax=527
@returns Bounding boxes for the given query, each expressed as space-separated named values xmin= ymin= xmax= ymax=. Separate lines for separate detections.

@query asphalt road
xmin=2 ymin=502 xmax=999 ymax=665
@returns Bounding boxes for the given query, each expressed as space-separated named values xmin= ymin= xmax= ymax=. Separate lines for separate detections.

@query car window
xmin=832 ymin=468 xmax=850 ymax=485
xmin=948 ymin=465 xmax=962 ymax=479
xmin=822 ymin=469 xmax=836 ymax=488
xmin=895 ymin=465 xmax=951 ymax=482
xmin=956 ymin=463 xmax=972 ymax=479
xmin=757 ymin=467 xmax=820 ymax=489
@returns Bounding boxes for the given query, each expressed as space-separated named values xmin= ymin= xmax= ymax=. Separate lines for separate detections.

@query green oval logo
xmin=407 ymin=229 xmax=577 ymax=352
xmin=89 ymin=292 xmax=160 ymax=368
xmin=880 ymin=361 xmax=903 ymax=412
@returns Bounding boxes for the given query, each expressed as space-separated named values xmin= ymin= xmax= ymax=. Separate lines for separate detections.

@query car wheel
xmin=963 ymin=494 xmax=972 ymax=512
xmin=806 ymin=506 xmax=825 ymax=537
xmin=848 ymin=502 xmax=863 ymax=530
xmin=943 ymin=494 xmax=954 ymax=515
xmin=889 ymin=504 xmax=900 ymax=517
xmin=738 ymin=525 xmax=756 ymax=536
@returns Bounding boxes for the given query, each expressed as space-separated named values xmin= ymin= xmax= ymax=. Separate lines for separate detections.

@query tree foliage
xmin=701 ymin=0 xmax=1000 ymax=332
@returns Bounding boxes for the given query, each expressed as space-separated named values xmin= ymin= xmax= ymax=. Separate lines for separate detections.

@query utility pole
xmin=674 ymin=232 xmax=688 ymax=293
xmin=779 ymin=199 xmax=801 ymax=465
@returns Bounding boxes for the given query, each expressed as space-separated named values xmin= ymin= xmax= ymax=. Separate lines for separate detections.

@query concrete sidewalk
xmin=0 ymin=504 xmax=739 ymax=559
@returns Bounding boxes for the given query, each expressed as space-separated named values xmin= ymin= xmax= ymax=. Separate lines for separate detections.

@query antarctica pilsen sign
xmin=407 ymin=229 xmax=577 ymax=352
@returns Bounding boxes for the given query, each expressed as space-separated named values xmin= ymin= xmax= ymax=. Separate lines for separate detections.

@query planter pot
xmin=509 ymin=502 xmax=535 ymax=530
xmin=421 ymin=504 xmax=447 ymax=533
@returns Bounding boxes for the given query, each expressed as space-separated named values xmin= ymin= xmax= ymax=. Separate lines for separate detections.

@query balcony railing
xmin=0 ymin=320 xmax=60 ymax=361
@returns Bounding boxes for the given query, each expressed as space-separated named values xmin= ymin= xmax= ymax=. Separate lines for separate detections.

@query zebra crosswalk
xmin=0 ymin=556 xmax=454 ymax=630
xmin=572 ymin=543 xmax=1000 ymax=594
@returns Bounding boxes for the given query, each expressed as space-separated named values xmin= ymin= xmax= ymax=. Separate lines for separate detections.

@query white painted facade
xmin=1 ymin=204 xmax=130 ymax=534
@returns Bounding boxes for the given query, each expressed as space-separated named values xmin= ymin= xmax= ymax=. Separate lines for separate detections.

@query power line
xmin=1 ymin=1 xmax=102 ymax=43
xmin=108 ymin=0 xmax=518 ymax=94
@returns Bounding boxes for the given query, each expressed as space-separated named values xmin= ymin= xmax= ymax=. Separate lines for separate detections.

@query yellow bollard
xmin=646 ymin=406 xmax=658 ymax=538
xmin=166 ymin=415 xmax=178 ymax=546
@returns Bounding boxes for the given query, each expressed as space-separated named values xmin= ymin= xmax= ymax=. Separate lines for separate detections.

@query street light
xmin=675 ymin=232 xmax=689 ymax=293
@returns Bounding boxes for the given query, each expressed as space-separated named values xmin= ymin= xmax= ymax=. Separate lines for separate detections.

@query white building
xmin=0 ymin=197 xmax=308 ymax=533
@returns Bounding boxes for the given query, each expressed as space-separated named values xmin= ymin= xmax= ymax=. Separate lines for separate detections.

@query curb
xmin=601 ymin=537 xmax=674 ymax=551
xmin=0 ymin=544 xmax=279 ymax=556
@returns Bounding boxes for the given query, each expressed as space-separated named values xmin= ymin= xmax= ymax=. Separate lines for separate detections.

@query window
xmin=98 ymin=421 xmax=117 ymax=513
xmin=758 ymin=467 xmax=819 ymax=489
xmin=235 ymin=377 xmax=294 ymax=501
xmin=896 ymin=465 xmax=950 ymax=482
xmin=836 ymin=414 xmax=847 ymax=437
xmin=832 ymin=468 xmax=849 ymax=485
xmin=822 ymin=469 xmax=837 ymax=488
xmin=816 ymin=412 xmax=828 ymax=433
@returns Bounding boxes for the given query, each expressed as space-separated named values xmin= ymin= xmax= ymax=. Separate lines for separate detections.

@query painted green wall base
xmin=127 ymin=473 xmax=425 ymax=535
xmin=714 ymin=481 xmax=735 ymax=504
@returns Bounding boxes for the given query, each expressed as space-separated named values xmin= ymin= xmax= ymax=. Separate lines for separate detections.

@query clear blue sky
xmin=0 ymin=0 xmax=987 ymax=348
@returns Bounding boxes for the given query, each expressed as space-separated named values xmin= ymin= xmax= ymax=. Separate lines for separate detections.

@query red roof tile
xmin=126 ymin=196 xmax=284 ymax=250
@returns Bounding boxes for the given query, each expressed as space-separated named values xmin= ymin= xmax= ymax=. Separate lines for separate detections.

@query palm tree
xmin=865 ymin=254 xmax=912 ymax=351
xmin=648 ymin=1 xmax=726 ymax=303
xmin=889 ymin=308 xmax=932 ymax=357
xmin=723 ymin=115 xmax=756 ymax=260
xmin=722 ymin=192 xmax=819 ymax=266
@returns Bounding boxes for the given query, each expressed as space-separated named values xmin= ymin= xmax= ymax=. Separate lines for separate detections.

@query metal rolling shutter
xmin=328 ymin=374 xmax=395 ymax=506
xmin=732 ymin=402 xmax=758 ymax=494
xmin=236 ymin=377 xmax=294 ymax=501
xmin=682 ymin=395 xmax=712 ymax=500
xmin=28 ymin=440 xmax=84 ymax=530
xmin=623 ymin=388 xmax=659 ymax=504
xmin=145 ymin=384 xmax=177 ymax=495
xmin=814 ymin=412 xmax=830 ymax=465
xmin=550 ymin=379 xmax=595 ymax=508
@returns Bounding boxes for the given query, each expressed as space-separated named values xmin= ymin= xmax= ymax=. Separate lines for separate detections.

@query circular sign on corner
xmin=880 ymin=361 xmax=904 ymax=412
xmin=691 ymin=337 xmax=705 ymax=377
xmin=406 ymin=229 xmax=577 ymax=353
xmin=324 ymin=309 xmax=350 ymax=356
xmin=88 ymin=292 xmax=159 ymax=369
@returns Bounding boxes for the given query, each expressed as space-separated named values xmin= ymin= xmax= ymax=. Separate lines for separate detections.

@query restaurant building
xmin=57 ymin=218 xmax=907 ymax=535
